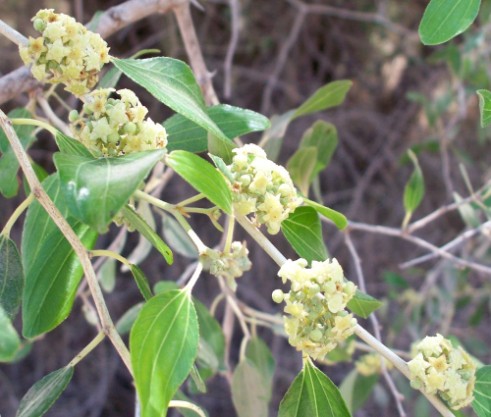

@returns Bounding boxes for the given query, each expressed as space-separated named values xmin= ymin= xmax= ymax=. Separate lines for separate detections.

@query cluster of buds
xmin=355 ymin=352 xmax=392 ymax=376
xmin=408 ymin=334 xmax=476 ymax=409
xmin=19 ymin=9 xmax=110 ymax=96
xmin=272 ymin=258 xmax=357 ymax=359
xmin=227 ymin=144 xmax=302 ymax=234
xmin=201 ymin=242 xmax=252 ymax=290
xmin=70 ymin=88 xmax=168 ymax=157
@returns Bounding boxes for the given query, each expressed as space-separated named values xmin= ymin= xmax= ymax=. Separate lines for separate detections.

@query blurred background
xmin=1 ymin=1 xmax=491 ymax=416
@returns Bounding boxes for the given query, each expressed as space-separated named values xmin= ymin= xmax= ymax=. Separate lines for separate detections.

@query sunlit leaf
xmin=403 ymin=150 xmax=425 ymax=223
xmin=54 ymin=150 xmax=165 ymax=233
xmin=293 ymin=81 xmax=352 ymax=119
xmin=130 ymin=290 xmax=199 ymax=417
xmin=287 ymin=147 xmax=317 ymax=196
xmin=279 ymin=359 xmax=351 ymax=417
xmin=281 ymin=206 xmax=328 ymax=262
xmin=347 ymin=290 xmax=383 ymax=319
xmin=472 ymin=365 xmax=491 ymax=417
xmin=54 ymin=131 xmax=93 ymax=157
xmin=22 ymin=175 xmax=98 ymax=338
xmin=419 ymin=0 xmax=481 ymax=45
xmin=477 ymin=89 xmax=491 ymax=128
xmin=166 ymin=150 xmax=233 ymax=214
xmin=302 ymin=198 xmax=348 ymax=230
xmin=130 ymin=264 xmax=153 ymax=301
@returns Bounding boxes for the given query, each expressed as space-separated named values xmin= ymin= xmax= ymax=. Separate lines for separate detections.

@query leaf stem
xmin=178 ymin=193 xmax=205 ymax=207
xmin=68 ymin=331 xmax=105 ymax=367
xmin=224 ymin=215 xmax=235 ymax=254
xmin=1 ymin=193 xmax=34 ymax=237
xmin=168 ymin=400 xmax=207 ymax=417
xmin=90 ymin=249 xmax=131 ymax=267
xmin=11 ymin=118 xmax=58 ymax=136
xmin=184 ymin=262 xmax=204 ymax=293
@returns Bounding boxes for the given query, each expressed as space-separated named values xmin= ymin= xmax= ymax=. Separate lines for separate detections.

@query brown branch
xmin=0 ymin=0 xmax=187 ymax=105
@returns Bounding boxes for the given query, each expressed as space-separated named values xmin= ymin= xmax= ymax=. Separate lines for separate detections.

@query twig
xmin=0 ymin=109 xmax=132 ymax=375
xmin=261 ymin=6 xmax=306 ymax=114
xmin=173 ymin=2 xmax=219 ymax=105
xmin=400 ymin=220 xmax=491 ymax=269
xmin=0 ymin=18 xmax=28 ymax=46
xmin=347 ymin=220 xmax=491 ymax=276
xmin=224 ymin=0 xmax=241 ymax=99
xmin=37 ymin=96 xmax=71 ymax=135
xmin=344 ymin=231 xmax=406 ymax=417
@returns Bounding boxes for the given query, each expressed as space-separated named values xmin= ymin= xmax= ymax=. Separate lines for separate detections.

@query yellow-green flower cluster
xmin=408 ymin=334 xmax=476 ymax=410
xmin=70 ymin=88 xmax=168 ymax=157
xmin=355 ymin=353 xmax=392 ymax=376
xmin=19 ymin=9 xmax=110 ymax=96
xmin=227 ymin=144 xmax=302 ymax=234
xmin=273 ymin=258 xmax=357 ymax=359
xmin=201 ymin=242 xmax=252 ymax=290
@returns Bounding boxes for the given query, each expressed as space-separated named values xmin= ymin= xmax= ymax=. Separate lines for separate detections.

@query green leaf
xmin=245 ymin=337 xmax=275 ymax=399
xmin=16 ymin=366 xmax=74 ymax=417
xmin=165 ymin=104 xmax=270 ymax=153
xmin=293 ymin=81 xmax=352 ymax=119
xmin=195 ymin=299 xmax=226 ymax=373
xmin=347 ymin=290 xmax=383 ymax=319
xmin=303 ymin=198 xmax=348 ymax=230
xmin=54 ymin=149 xmax=165 ymax=233
xmin=0 ymin=109 xmax=35 ymax=198
xmin=23 ymin=162 xmax=48 ymax=196
xmin=232 ymin=359 xmax=270 ymax=417
xmin=279 ymin=359 xmax=351 ymax=417
xmin=115 ymin=303 xmax=143 ymax=335
xmin=281 ymin=206 xmax=328 ymax=263
xmin=403 ymin=150 xmax=425 ymax=219
xmin=130 ymin=264 xmax=153 ymax=301
xmin=477 ymin=89 xmax=491 ymax=128
xmin=130 ymin=289 xmax=199 ymax=417
xmin=287 ymin=147 xmax=317 ymax=196
xmin=21 ymin=175 xmax=98 ymax=338
xmin=0 ymin=235 xmax=24 ymax=320
xmin=161 ymin=213 xmax=198 ymax=259
xmin=112 ymin=57 xmax=229 ymax=146
xmin=339 ymin=370 xmax=379 ymax=412
xmin=472 ymin=365 xmax=491 ymax=417
xmin=54 ymin=131 xmax=93 ymax=157
xmin=122 ymin=205 xmax=173 ymax=264
xmin=166 ymin=150 xmax=233 ymax=214
xmin=0 ymin=305 xmax=21 ymax=362
xmin=419 ymin=0 xmax=481 ymax=45
xmin=299 ymin=121 xmax=338 ymax=179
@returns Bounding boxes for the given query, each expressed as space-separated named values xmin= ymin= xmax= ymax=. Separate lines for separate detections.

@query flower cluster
xmin=19 ymin=9 xmax=110 ymax=96
xmin=273 ymin=258 xmax=357 ymax=359
xmin=70 ymin=88 xmax=168 ymax=157
xmin=201 ymin=242 xmax=252 ymax=290
xmin=408 ymin=334 xmax=476 ymax=409
xmin=227 ymin=144 xmax=302 ymax=234
xmin=355 ymin=353 xmax=392 ymax=376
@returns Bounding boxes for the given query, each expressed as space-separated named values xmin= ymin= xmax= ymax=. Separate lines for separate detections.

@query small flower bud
xmin=68 ymin=109 xmax=79 ymax=122
xmin=272 ymin=289 xmax=285 ymax=303
xmin=33 ymin=18 xmax=47 ymax=32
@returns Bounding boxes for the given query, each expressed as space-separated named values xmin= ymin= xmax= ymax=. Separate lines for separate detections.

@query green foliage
xmin=16 ymin=366 xmax=74 ymax=417
xmin=112 ymin=57 xmax=231 ymax=156
xmin=347 ymin=290 xmax=383 ymax=319
xmin=287 ymin=147 xmax=317 ymax=196
xmin=129 ymin=264 xmax=153 ymax=301
xmin=21 ymin=175 xmax=98 ymax=338
xmin=302 ymin=198 xmax=348 ymax=230
xmin=232 ymin=359 xmax=269 ymax=417
xmin=122 ymin=205 xmax=173 ymax=264
xmin=0 ymin=235 xmax=24 ymax=320
xmin=130 ymin=289 xmax=199 ymax=417
xmin=0 ymin=109 xmax=35 ymax=198
xmin=477 ymin=89 xmax=491 ymax=128
xmin=419 ymin=0 xmax=481 ymax=45
xmin=54 ymin=150 xmax=165 ymax=233
xmin=403 ymin=150 xmax=425 ymax=227
xmin=166 ymin=150 xmax=233 ymax=214
xmin=0 ymin=305 xmax=21 ymax=362
xmin=340 ymin=370 xmax=379 ymax=413
xmin=55 ymin=131 xmax=93 ymax=157
xmin=278 ymin=359 xmax=351 ymax=417
xmin=165 ymin=104 xmax=270 ymax=153
xmin=281 ymin=206 xmax=328 ymax=262
xmin=472 ymin=365 xmax=491 ymax=417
